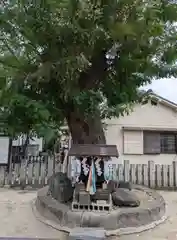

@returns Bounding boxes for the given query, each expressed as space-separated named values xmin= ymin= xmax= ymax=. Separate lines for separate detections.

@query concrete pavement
xmin=0 ymin=188 xmax=67 ymax=239
xmin=0 ymin=188 xmax=177 ymax=239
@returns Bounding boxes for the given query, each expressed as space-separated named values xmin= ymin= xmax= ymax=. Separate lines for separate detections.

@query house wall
xmin=105 ymin=101 xmax=177 ymax=164
xmin=13 ymin=136 xmax=43 ymax=151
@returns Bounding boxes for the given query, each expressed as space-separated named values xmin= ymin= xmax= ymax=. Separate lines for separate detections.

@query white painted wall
xmin=29 ymin=137 xmax=43 ymax=151
xmin=13 ymin=136 xmax=43 ymax=151
xmin=105 ymin=101 xmax=177 ymax=164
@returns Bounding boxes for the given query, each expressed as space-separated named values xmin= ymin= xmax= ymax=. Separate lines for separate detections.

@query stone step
xmin=69 ymin=228 xmax=106 ymax=240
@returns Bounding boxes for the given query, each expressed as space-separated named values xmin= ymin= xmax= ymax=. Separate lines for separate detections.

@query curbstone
xmin=34 ymin=185 xmax=167 ymax=235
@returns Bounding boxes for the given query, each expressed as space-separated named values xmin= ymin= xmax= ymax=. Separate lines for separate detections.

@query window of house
xmin=123 ymin=130 xmax=143 ymax=155
xmin=143 ymin=131 xmax=177 ymax=154
xmin=160 ymin=133 xmax=176 ymax=153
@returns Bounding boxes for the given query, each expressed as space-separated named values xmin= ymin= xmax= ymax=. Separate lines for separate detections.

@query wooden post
xmin=148 ymin=161 xmax=155 ymax=188
xmin=47 ymin=157 xmax=54 ymax=184
xmin=173 ymin=161 xmax=177 ymax=188
xmin=117 ymin=164 xmax=124 ymax=181
xmin=7 ymin=138 xmax=13 ymax=176
xmin=27 ymin=158 xmax=33 ymax=186
xmin=34 ymin=156 xmax=40 ymax=187
xmin=62 ymin=149 xmax=68 ymax=173
xmin=156 ymin=164 xmax=162 ymax=188
xmin=112 ymin=164 xmax=117 ymax=180
xmin=137 ymin=164 xmax=143 ymax=185
xmin=124 ymin=160 xmax=130 ymax=182
xmin=8 ymin=139 xmax=13 ymax=186
xmin=162 ymin=164 xmax=168 ymax=187
xmin=19 ymin=160 xmax=27 ymax=188
xmin=52 ymin=155 xmax=56 ymax=175
xmin=14 ymin=163 xmax=20 ymax=185
xmin=143 ymin=164 xmax=148 ymax=186
xmin=40 ymin=158 xmax=45 ymax=187
xmin=67 ymin=134 xmax=72 ymax=179
xmin=0 ymin=166 xmax=5 ymax=187
xmin=168 ymin=164 xmax=174 ymax=188
xmin=130 ymin=164 xmax=136 ymax=184
xmin=25 ymin=157 xmax=29 ymax=186
xmin=44 ymin=154 xmax=48 ymax=185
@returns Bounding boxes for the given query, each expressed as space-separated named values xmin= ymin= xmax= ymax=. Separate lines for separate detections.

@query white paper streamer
xmin=95 ymin=158 xmax=102 ymax=176
xmin=81 ymin=157 xmax=89 ymax=176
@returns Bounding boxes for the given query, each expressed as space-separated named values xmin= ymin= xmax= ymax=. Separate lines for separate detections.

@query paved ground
xmin=0 ymin=188 xmax=177 ymax=239
xmin=0 ymin=188 xmax=67 ymax=239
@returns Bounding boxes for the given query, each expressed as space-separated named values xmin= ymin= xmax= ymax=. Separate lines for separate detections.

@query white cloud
xmin=142 ymin=77 xmax=177 ymax=103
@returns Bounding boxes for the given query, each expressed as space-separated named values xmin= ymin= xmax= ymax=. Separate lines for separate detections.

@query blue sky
xmin=143 ymin=77 xmax=177 ymax=103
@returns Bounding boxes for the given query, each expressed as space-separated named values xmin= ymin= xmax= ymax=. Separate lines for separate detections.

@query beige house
xmin=105 ymin=93 xmax=177 ymax=165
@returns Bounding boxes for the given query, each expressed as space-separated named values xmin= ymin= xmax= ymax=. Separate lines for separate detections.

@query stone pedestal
xmin=36 ymin=185 xmax=166 ymax=231
xmin=79 ymin=191 xmax=90 ymax=205
xmin=92 ymin=189 xmax=109 ymax=201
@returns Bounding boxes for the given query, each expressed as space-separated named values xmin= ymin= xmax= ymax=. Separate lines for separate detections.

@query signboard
xmin=0 ymin=136 xmax=10 ymax=164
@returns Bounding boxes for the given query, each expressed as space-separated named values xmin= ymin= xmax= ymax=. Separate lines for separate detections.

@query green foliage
xmin=0 ymin=0 xmax=177 ymax=136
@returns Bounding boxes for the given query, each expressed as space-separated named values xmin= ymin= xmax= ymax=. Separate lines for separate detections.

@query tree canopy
xmin=0 ymin=0 xmax=177 ymax=143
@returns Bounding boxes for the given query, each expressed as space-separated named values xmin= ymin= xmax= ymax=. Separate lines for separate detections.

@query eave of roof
xmin=68 ymin=144 xmax=119 ymax=157
xmin=148 ymin=90 xmax=177 ymax=110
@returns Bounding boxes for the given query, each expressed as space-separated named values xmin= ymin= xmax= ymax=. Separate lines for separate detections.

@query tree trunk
xmin=66 ymin=109 xmax=106 ymax=144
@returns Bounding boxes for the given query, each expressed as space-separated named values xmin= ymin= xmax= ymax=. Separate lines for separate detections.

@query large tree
xmin=0 ymin=0 xmax=177 ymax=144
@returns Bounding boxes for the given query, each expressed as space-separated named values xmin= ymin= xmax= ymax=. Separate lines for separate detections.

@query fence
xmin=0 ymin=158 xmax=177 ymax=190
xmin=115 ymin=160 xmax=177 ymax=190
xmin=0 ymin=155 xmax=62 ymax=188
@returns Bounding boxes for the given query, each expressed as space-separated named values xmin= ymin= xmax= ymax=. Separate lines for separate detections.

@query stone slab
xmin=69 ymin=228 xmax=105 ymax=240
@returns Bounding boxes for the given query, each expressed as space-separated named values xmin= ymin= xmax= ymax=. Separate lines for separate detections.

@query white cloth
xmin=104 ymin=159 xmax=113 ymax=181
xmin=71 ymin=157 xmax=81 ymax=180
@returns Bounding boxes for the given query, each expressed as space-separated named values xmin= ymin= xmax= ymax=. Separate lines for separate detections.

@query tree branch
xmin=78 ymin=50 xmax=108 ymax=90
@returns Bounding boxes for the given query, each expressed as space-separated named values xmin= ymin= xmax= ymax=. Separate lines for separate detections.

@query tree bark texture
xmin=66 ymin=109 xmax=106 ymax=144
xmin=65 ymin=50 xmax=110 ymax=145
